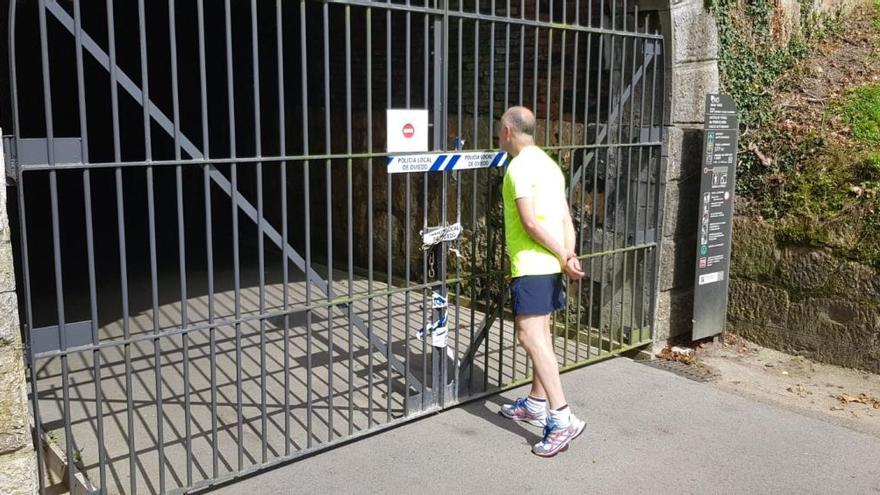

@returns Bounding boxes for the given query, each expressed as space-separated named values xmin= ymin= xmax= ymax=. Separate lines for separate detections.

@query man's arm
xmin=514 ymin=196 xmax=570 ymax=263
xmin=559 ymin=195 xmax=585 ymax=279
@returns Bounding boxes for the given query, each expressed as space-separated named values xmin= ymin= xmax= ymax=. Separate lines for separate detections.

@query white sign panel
xmin=421 ymin=223 xmax=463 ymax=247
xmin=386 ymin=109 xmax=429 ymax=152
xmin=387 ymin=151 xmax=507 ymax=174
xmin=698 ymin=271 xmax=725 ymax=286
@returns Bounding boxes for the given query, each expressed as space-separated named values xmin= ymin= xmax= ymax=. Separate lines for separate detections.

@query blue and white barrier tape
xmin=387 ymin=151 xmax=507 ymax=174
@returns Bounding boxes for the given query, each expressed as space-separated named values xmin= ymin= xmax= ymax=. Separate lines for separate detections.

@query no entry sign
xmin=402 ymin=123 xmax=415 ymax=139
xmin=387 ymin=109 xmax=428 ymax=152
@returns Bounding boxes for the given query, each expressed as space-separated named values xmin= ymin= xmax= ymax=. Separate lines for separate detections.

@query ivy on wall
xmin=707 ymin=0 xmax=842 ymax=195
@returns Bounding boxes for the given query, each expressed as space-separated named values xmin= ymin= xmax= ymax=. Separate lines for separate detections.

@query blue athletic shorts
xmin=510 ymin=273 xmax=565 ymax=316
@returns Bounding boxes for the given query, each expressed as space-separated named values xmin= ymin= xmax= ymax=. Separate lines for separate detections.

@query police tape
xmin=386 ymin=151 xmax=508 ymax=174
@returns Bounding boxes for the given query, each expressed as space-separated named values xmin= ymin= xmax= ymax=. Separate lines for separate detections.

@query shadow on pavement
xmin=459 ymin=394 xmax=543 ymax=447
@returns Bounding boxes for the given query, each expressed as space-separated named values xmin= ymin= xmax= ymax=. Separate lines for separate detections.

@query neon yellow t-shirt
xmin=502 ymin=145 xmax=566 ymax=278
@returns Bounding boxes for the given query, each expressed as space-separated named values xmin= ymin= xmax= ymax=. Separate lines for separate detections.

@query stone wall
xmin=0 ymin=136 xmax=37 ymax=494
xmin=641 ymin=0 xmax=720 ymax=341
xmin=729 ymin=217 xmax=880 ymax=373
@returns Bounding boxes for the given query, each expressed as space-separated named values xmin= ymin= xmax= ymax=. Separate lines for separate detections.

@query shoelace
xmin=541 ymin=418 xmax=559 ymax=443
xmin=512 ymin=398 xmax=528 ymax=410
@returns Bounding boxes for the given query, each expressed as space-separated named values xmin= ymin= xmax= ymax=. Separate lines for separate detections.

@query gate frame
xmin=4 ymin=0 xmax=670 ymax=492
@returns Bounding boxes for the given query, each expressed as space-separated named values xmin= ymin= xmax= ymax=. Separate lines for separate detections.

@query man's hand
xmin=563 ymin=254 xmax=585 ymax=280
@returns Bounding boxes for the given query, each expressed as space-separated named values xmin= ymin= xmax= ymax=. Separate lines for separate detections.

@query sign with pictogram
xmin=387 ymin=109 xmax=428 ymax=152
xmin=693 ymin=94 xmax=739 ymax=341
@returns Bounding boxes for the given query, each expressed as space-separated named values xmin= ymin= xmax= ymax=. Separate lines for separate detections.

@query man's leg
xmin=524 ymin=314 xmax=556 ymax=400
xmin=521 ymin=313 xmax=586 ymax=457
xmin=516 ymin=314 xmax=566 ymax=409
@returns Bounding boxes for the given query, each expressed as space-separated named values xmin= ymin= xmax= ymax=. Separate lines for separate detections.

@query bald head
xmin=501 ymin=106 xmax=537 ymax=137
xmin=498 ymin=106 xmax=537 ymax=155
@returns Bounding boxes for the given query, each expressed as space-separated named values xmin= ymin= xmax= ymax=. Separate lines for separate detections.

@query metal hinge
xmin=2 ymin=136 xmax=84 ymax=184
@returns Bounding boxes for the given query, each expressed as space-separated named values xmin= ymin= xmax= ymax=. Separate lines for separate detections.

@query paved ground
xmin=212 ymin=357 xmax=880 ymax=495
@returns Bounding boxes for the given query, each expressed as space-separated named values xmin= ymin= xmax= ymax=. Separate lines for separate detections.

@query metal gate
xmin=4 ymin=0 xmax=665 ymax=492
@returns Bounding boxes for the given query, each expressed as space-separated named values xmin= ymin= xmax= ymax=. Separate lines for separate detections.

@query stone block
xmin=671 ymin=1 xmax=720 ymax=64
xmin=659 ymin=236 xmax=697 ymax=292
xmin=662 ymin=178 xmax=700 ymax=240
xmin=781 ymin=299 xmax=880 ymax=372
xmin=0 ymin=448 xmax=37 ymax=495
xmin=730 ymin=217 xmax=780 ymax=281
xmin=0 ymin=293 xmax=20 ymax=347
xmin=778 ymin=247 xmax=838 ymax=292
xmin=654 ymin=287 xmax=694 ymax=341
xmin=826 ymin=258 xmax=880 ymax=301
xmin=672 ymin=61 xmax=719 ymax=124
xmin=0 ymin=345 xmax=30 ymax=456
xmin=664 ymin=126 xmax=704 ymax=183
xmin=727 ymin=278 xmax=789 ymax=327
xmin=0 ymin=242 xmax=16 ymax=293
xmin=728 ymin=321 xmax=789 ymax=350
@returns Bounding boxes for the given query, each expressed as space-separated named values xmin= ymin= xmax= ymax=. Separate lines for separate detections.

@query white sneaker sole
xmin=498 ymin=410 xmax=547 ymax=428
xmin=532 ymin=421 xmax=587 ymax=458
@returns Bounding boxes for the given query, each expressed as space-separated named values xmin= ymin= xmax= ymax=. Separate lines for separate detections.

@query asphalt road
xmin=213 ymin=357 xmax=880 ymax=495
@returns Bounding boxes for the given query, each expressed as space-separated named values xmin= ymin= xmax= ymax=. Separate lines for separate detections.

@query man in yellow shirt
xmin=496 ymin=106 xmax=587 ymax=457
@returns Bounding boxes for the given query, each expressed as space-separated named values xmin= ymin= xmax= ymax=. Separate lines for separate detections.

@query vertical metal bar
xmin=588 ymin=31 xmax=605 ymax=356
xmin=599 ymin=24 xmax=617 ymax=353
xmin=365 ymin=6 xmax=375 ymax=428
xmin=624 ymin=11 xmax=640 ymax=342
xmin=249 ymin=0 xmax=269 ymax=463
xmin=558 ymin=21 xmax=570 ymax=367
xmin=500 ymin=0 xmax=514 ymax=381
xmin=35 ymin=1 xmax=73 ymax=490
xmin=638 ymin=17 xmax=650 ymax=341
xmin=15 ymin=181 xmax=43 ymax=494
xmin=137 ymin=0 xmax=164 ymax=488
xmin=483 ymin=172 xmax=492 ymax=391
xmin=421 ymin=0 xmax=429 ymax=411
xmin=544 ymin=1 xmax=552 ymax=147
xmin=168 ymin=0 xmax=194 ymax=483
xmin=454 ymin=10 xmax=463 ymax=398
xmin=322 ymin=1 xmax=335 ymax=440
xmin=648 ymin=34 xmax=663 ymax=340
xmin=439 ymin=0 xmax=450 ymax=406
xmin=50 ymin=178 xmax=73 ymax=492
xmin=72 ymin=0 xmax=107 ymax=488
xmin=533 ymin=1 xmax=538 ymax=112
xmin=469 ymin=11 xmax=480 ymax=395
xmin=612 ymin=30 xmax=628 ymax=351
xmin=299 ymin=0 xmax=314 ymax=448
xmin=404 ymin=0 xmax=413 ymax=414
xmin=276 ymin=0 xmax=291 ymax=456
xmin=386 ymin=0 xmax=395 ymax=421
xmin=6 ymin=11 xmax=41 ymax=491
xmin=567 ymin=25 xmax=581 ymax=364
xmin=99 ymin=0 xmax=138 ymax=489
xmin=300 ymin=0 xmax=314 ymax=448
xmin=195 ymin=0 xmax=218 ymax=478
xmin=420 ymin=35 xmax=427 ymax=411
xmin=518 ymin=0 xmax=524 ymax=106
xmin=223 ymin=0 xmax=244 ymax=469
xmin=488 ymin=0 xmax=502 ymax=388
xmin=576 ymin=30 xmax=592 ymax=361
xmin=345 ymin=5 xmax=355 ymax=435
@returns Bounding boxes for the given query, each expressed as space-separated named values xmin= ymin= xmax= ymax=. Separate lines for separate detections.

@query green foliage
xmin=710 ymin=0 xmax=842 ymax=196
xmin=710 ymin=0 xmax=880 ymax=267
xmin=769 ymin=149 xmax=880 ymax=268
xmin=838 ymin=83 xmax=880 ymax=145
xmin=874 ymin=0 xmax=880 ymax=32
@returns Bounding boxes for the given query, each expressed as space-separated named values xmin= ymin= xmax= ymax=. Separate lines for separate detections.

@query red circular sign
xmin=402 ymin=123 xmax=415 ymax=139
